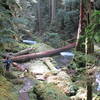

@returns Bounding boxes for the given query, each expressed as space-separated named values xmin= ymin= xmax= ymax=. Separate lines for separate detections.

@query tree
xmin=76 ymin=0 xmax=95 ymax=100
xmin=37 ymin=0 xmax=42 ymax=34
xmin=51 ymin=0 xmax=56 ymax=23
xmin=0 ymin=0 xmax=17 ymax=49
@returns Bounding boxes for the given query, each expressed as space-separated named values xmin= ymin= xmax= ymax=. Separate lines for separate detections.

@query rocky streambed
xmin=15 ymin=54 xmax=77 ymax=100
xmin=2 ymin=42 xmax=100 ymax=100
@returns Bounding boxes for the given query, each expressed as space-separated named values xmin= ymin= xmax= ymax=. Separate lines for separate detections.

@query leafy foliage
xmin=43 ymin=33 xmax=65 ymax=48
xmin=84 ymin=10 xmax=100 ymax=43
xmin=12 ymin=17 xmax=29 ymax=25
xmin=92 ymin=11 xmax=100 ymax=43
xmin=68 ymin=51 xmax=96 ymax=69
xmin=0 ymin=0 xmax=30 ymax=49
xmin=0 ymin=75 xmax=16 ymax=100
xmin=0 ymin=0 xmax=16 ymax=47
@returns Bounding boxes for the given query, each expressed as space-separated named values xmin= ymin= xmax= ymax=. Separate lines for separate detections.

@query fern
xmin=0 ymin=0 xmax=31 ymax=49
xmin=0 ymin=0 xmax=17 ymax=49
xmin=12 ymin=17 xmax=29 ymax=25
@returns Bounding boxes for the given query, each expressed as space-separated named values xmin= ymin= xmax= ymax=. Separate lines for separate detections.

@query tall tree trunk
xmin=76 ymin=0 xmax=85 ymax=52
xmin=87 ymin=80 xmax=93 ymax=100
xmin=86 ymin=1 xmax=94 ymax=100
xmin=37 ymin=0 xmax=41 ymax=33
xmin=48 ymin=0 xmax=51 ymax=22
xmin=51 ymin=0 xmax=56 ymax=23
xmin=76 ymin=0 xmax=94 ymax=100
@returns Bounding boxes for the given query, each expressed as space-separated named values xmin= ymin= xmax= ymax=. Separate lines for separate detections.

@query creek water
xmin=55 ymin=52 xmax=74 ymax=69
xmin=18 ymin=78 xmax=37 ymax=100
xmin=18 ymin=51 xmax=74 ymax=100
xmin=22 ymin=40 xmax=37 ymax=44
xmin=95 ymin=72 xmax=100 ymax=92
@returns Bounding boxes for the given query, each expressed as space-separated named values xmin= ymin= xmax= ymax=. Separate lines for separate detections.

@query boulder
xmin=71 ymin=88 xmax=87 ymax=100
xmin=44 ymin=71 xmax=77 ymax=96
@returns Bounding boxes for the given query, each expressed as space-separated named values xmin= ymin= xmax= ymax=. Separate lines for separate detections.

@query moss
xmin=29 ymin=91 xmax=38 ymax=100
xmin=10 ymin=42 xmax=30 ymax=52
xmin=4 ymin=72 xmax=17 ymax=79
xmin=0 ymin=75 xmax=18 ymax=100
xmin=5 ymin=42 xmax=54 ymax=53
xmin=0 ymin=66 xmax=4 ymax=75
xmin=33 ymin=83 xmax=70 ymax=100
xmin=11 ymin=79 xmax=24 ymax=85
xmin=32 ymin=43 xmax=54 ymax=52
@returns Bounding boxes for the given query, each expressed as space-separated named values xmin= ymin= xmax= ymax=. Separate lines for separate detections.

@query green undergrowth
xmin=7 ymin=42 xmax=54 ymax=53
xmin=31 ymin=43 xmax=54 ymax=52
xmin=41 ymin=33 xmax=68 ymax=48
xmin=68 ymin=51 xmax=96 ymax=69
xmin=33 ymin=83 xmax=70 ymax=100
xmin=0 ymin=75 xmax=18 ymax=100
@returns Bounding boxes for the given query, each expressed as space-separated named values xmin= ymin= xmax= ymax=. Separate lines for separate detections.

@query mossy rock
xmin=33 ymin=83 xmax=70 ymax=100
xmin=4 ymin=72 xmax=17 ymax=79
xmin=11 ymin=79 xmax=24 ymax=85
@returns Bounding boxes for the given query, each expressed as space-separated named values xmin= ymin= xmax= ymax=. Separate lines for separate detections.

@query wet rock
xmin=44 ymin=71 xmax=77 ymax=95
xmin=19 ymin=92 xmax=30 ymax=100
xmin=57 ymin=71 xmax=71 ymax=80
xmin=70 ymin=88 xmax=86 ymax=100
xmin=28 ymin=60 xmax=50 ymax=74
xmin=5 ymin=72 xmax=17 ymax=79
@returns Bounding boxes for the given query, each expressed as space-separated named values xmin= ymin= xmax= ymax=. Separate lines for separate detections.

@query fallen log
xmin=43 ymin=59 xmax=58 ymax=72
xmin=11 ymin=42 xmax=76 ymax=62
xmin=1 ymin=47 xmax=34 ymax=58
xmin=12 ymin=62 xmax=26 ymax=71
xmin=13 ymin=47 xmax=34 ymax=56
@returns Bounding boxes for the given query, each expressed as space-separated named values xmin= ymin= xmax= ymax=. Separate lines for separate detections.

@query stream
xmin=96 ymin=71 xmax=100 ymax=92
xmin=18 ymin=78 xmax=37 ymax=100
xmin=18 ymin=51 xmax=74 ymax=100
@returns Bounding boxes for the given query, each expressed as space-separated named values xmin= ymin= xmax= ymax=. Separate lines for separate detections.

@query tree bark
xmin=48 ymin=0 xmax=51 ymax=22
xmin=51 ymin=0 xmax=56 ymax=23
xmin=76 ymin=0 xmax=94 ymax=100
xmin=37 ymin=0 xmax=41 ymax=33
xmin=11 ymin=42 xmax=76 ymax=62
xmin=87 ymin=81 xmax=92 ymax=100
xmin=76 ymin=0 xmax=85 ymax=52
xmin=12 ymin=62 xmax=26 ymax=71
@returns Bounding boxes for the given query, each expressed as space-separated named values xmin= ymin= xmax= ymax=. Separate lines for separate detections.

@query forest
xmin=0 ymin=0 xmax=100 ymax=100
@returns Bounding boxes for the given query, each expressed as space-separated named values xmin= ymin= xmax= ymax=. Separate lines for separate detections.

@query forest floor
xmin=0 ymin=40 xmax=100 ymax=100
